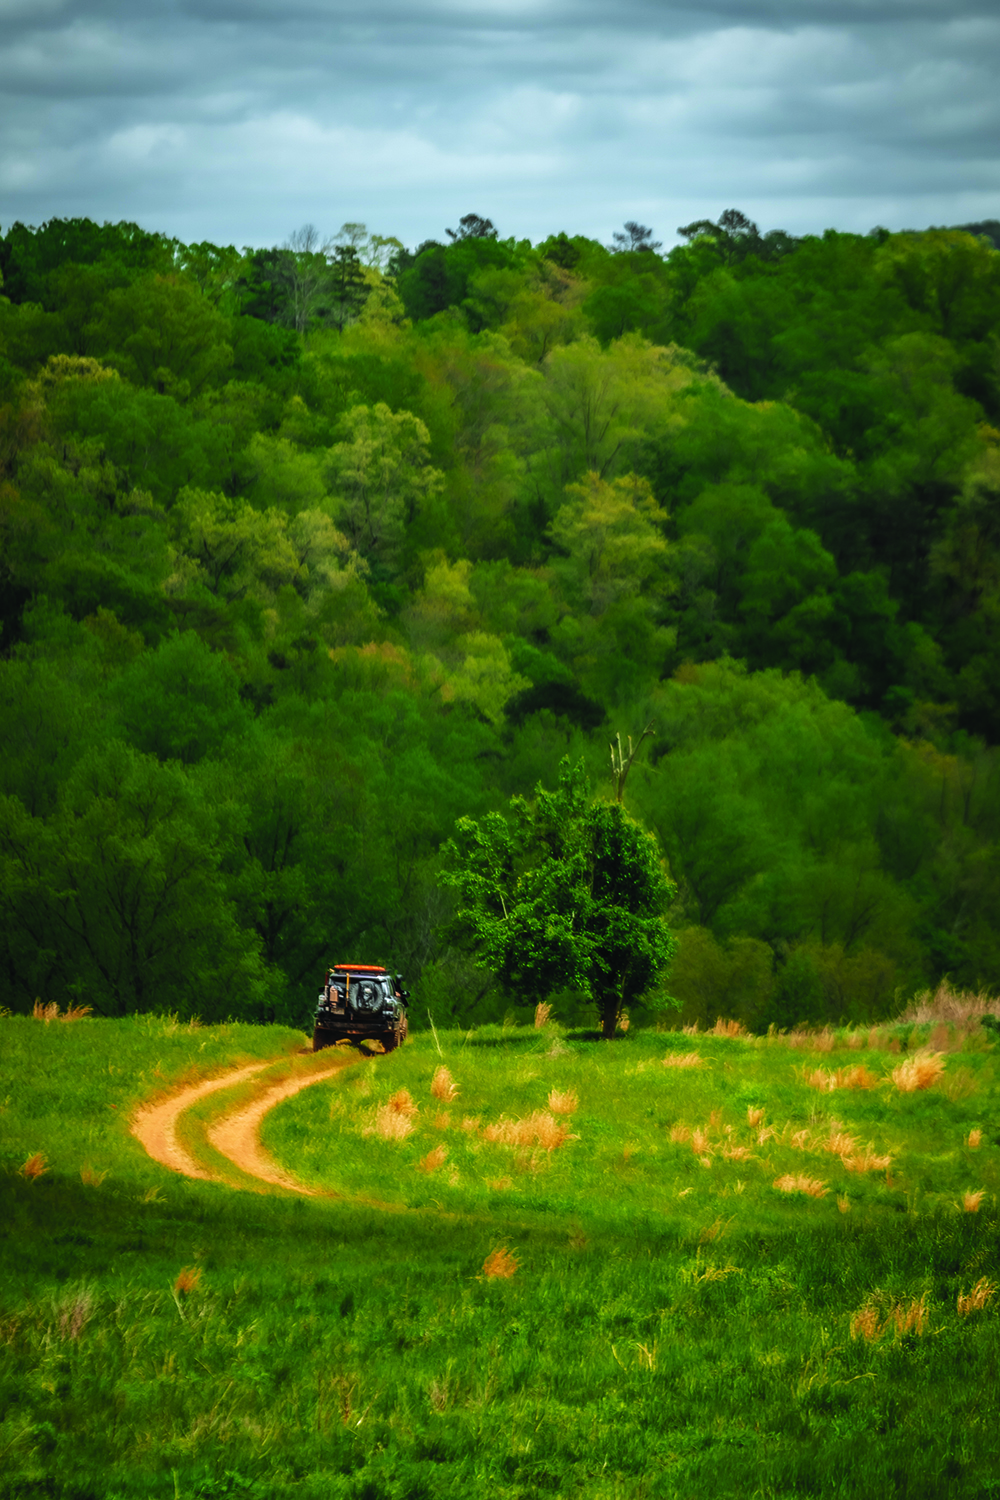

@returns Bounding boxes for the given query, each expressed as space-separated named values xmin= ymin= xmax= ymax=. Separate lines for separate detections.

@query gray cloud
xmin=0 ymin=1 xmax=997 ymax=250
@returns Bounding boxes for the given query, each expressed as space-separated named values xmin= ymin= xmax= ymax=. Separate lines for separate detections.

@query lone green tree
xmin=443 ymin=760 xmax=676 ymax=1037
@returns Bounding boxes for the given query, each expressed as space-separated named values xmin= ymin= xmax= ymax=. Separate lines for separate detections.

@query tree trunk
xmin=601 ymin=999 xmax=618 ymax=1040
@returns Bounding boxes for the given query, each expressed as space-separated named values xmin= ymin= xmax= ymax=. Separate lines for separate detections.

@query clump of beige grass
xmin=890 ymin=1296 xmax=928 ymax=1336
xmin=899 ymin=980 xmax=1000 ymax=1026
xmin=713 ymin=1017 xmax=746 ymax=1037
xmin=783 ymin=1027 xmax=835 ymax=1050
xmin=961 ymin=1190 xmax=985 ymax=1213
xmin=31 ymin=1000 xmax=91 ymax=1022
xmin=722 ymin=1144 xmax=753 ymax=1162
xmin=461 ymin=1116 xmax=480 ymax=1133
xmin=174 ymin=1266 xmax=202 ymax=1297
xmin=837 ymin=1195 xmax=851 ymax=1214
xmin=662 ymin=1052 xmax=702 ymax=1069
xmin=482 ymin=1246 xmax=518 ymax=1280
xmin=967 ymin=1128 xmax=983 ymax=1149
xmin=691 ymin=1127 xmax=711 ymax=1155
xmin=891 ymin=1051 xmax=946 ymax=1092
xmin=670 ymin=1123 xmax=692 ymax=1144
xmin=773 ymin=1174 xmax=828 ymax=1199
xmin=958 ymin=1278 xmax=995 ymax=1316
xmin=418 ymin=1145 xmax=448 ymax=1173
xmin=21 ymin=1153 xmax=48 ymax=1181
xmin=746 ymin=1106 xmax=766 ymax=1127
xmin=482 ymin=1111 xmax=576 ymax=1152
xmin=805 ymin=1065 xmax=880 ymax=1091
xmin=80 ymin=1164 xmax=108 ymax=1187
xmin=841 ymin=1149 xmax=892 ymax=1174
xmin=534 ymin=1002 xmax=552 ymax=1028
xmin=851 ymin=1294 xmax=928 ymax=1340
xmin=485 ymin=1176 xmax=512 ymax=1192
xmin=850 ymin=1303 xmax=882 ymax=1341
xmin=433 ymin=1112 xmax=450 ymax=1131
xmin=548 ymin=1088 xmax=578 ymax=1115
xmin=431 ymin=1066 xmax=459 ymax=1102
xmin=365 ymin=1093 xmax=418 ymax=1141
xmin=791 ymin=1129 xmax=811 ymax=1150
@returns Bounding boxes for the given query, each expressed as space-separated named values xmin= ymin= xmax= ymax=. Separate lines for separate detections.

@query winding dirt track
xmin=132 ymin=1050 xmax=355 ymax=1194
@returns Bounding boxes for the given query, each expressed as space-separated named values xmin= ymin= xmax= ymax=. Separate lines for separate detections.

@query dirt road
xmin=131 ymin=1050 xmax=354 ymax=1193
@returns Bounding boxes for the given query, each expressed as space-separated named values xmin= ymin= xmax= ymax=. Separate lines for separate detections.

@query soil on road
xmin=131 ymin=1049 xmax=355 ymax=1193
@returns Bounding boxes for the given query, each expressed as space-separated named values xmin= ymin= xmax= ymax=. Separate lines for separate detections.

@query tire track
xmin=131 ymin=1050 xmax=354 ymax=1192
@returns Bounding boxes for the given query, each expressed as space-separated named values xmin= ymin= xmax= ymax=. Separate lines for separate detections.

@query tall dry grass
xmin=31 ymin=1000 xmax=91 ymax=1022
xmin=899 ymin=980 xmax=1000 ymax=1025
xmin=891 ymin=1052 xmax=946 ymax=1092
xmin=773 ymin=1174 xmax=828 ymax=1199
xmin=534 ymin=1002 xmax=553 ymax=1028
xmin=482 ymin=1111 xmax=575 ymax=1152
xmin=364 ymin=1090 xmax=418 ymax=1141
xmin=482 ymin=1246 xmax=518 ymax=1280
xmin=841 ymin=1149 xmax=893 ymax=1174
xmin=804 ymin=1065 xmax=880 ymax=1091
xmin=851 ymin=1294 xmax=928 ymax=1340
xmin=430 ymin=1067 xmax=459 ymax=1102
xmin=958 ymin=1278 xmax=995 ymax=1316
xmin=662 ymin=1052 xmax=702 ymax=1069
xmin=712 ymin=1018 xmax=746 ymax=1037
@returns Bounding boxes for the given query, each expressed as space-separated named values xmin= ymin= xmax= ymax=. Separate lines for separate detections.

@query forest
xmin=1 ymin=209 xmax=998 ymax=1032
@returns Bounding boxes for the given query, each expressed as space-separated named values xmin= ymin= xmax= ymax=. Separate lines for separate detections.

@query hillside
xmin=1 ymin=214 xmax=999 ymax=1030
xmin=2 ymin=1009 xmax=1000 ymax=1496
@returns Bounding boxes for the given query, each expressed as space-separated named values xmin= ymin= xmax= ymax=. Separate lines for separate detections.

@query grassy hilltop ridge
xmin=2 ymin=1012 xmax=1000 ymax=1498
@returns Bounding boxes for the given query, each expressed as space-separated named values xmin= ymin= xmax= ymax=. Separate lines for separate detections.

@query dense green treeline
xmin=1 ymin=212 xmax=998 ymax=1028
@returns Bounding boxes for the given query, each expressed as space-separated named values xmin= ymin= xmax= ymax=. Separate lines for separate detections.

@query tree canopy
xmin=1 ymin=209 xmax=999 ymax=1027
xmin=443 ymin=761 xmax=677 ymax=1037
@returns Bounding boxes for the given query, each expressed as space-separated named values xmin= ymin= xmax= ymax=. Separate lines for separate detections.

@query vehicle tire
xmin=381 ymin=1029 xmax=398 ymax=1053
xmin=313 ymin=1026 xmax=332 ymax=1053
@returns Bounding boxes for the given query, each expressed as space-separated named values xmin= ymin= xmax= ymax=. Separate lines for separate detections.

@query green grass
xmin=3 ymin=1015 xmax=1000 ymax=1499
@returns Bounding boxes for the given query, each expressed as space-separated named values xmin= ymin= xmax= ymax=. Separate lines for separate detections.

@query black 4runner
xmin=313 ymin=965 xmax=409 ymax=1053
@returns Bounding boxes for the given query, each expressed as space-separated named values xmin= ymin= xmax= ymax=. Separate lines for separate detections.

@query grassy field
xmin=2 ymin=1012 xmax=1000 ymax=1499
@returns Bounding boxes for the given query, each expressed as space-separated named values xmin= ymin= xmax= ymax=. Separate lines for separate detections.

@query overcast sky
xmin=1 ymin=0 xmax=997 ymax=252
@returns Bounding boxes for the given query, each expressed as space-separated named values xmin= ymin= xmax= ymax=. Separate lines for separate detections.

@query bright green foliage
xmin=0 ymin=743 xmax=271 ymax=1017
xmin=444 ymin=760 xmax=676 ymax=1036
xmin=85 ymin=273 xmax=234 ymax=397
xmin=549 ymin=470 xmax=675 ymax=704
xmin=325 ymin=401 xmax=443 ymax=564
xmin=2 ymin=213 xmax=1000 ymax=1020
